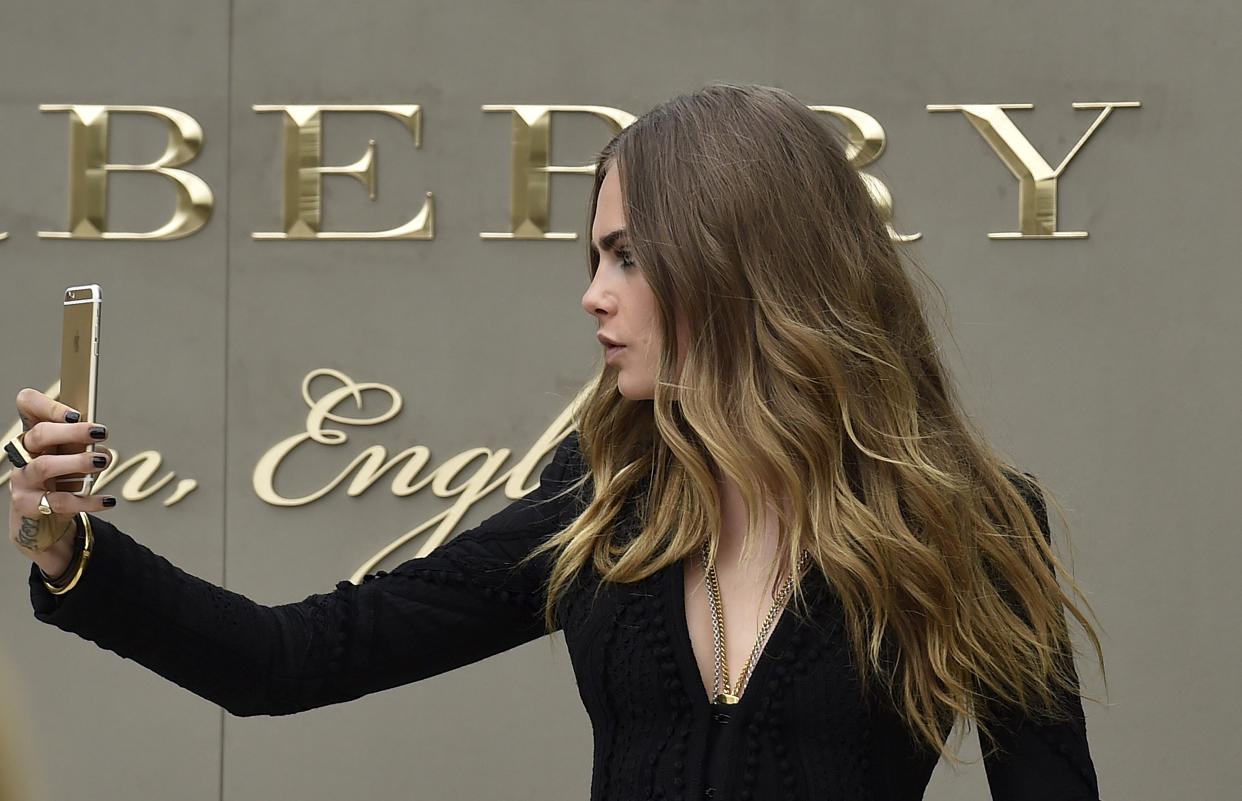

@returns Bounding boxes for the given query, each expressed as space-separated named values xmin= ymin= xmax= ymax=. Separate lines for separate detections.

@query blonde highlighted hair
xmin=538 ymin=84 xmax=1100 ymax=755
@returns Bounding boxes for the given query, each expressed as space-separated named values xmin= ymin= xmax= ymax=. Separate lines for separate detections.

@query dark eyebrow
xmin=589 ymin=228 xmax=627 ymax=256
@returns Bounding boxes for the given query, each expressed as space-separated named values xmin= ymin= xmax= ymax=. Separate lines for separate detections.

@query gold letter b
xmin=38 ymin=105 xmax=213 ymax=240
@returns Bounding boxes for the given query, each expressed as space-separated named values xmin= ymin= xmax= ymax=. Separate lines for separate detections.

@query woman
xmin=7 ymin=85 xmax=1100 ymax=800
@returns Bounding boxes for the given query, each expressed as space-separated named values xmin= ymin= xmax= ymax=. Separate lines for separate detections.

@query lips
xmin=597 ymin=333 xmax=625 ymax=364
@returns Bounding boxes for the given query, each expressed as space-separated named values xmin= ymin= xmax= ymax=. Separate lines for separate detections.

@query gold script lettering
xmin=251 ymin=104 xmax=433 ymax=240
xmin=38 ymin=105 xmax=214 ymax=240
xmin=252 ymin=368 xmax=405 ymax=505
xmin=810 ymin=106 xmax=921 ymax=242
xmin=348 ymin=394 xmax=581 ymax=582
xmin=480 ymin=105 xmax=637 ymax=240
xmin=926 ymin=101 xmax=1141 ymax=239
xmin=250 ymin=368 xmax=585 ymax=582
xmin=92 ymin=449 xmax=199 ymax=505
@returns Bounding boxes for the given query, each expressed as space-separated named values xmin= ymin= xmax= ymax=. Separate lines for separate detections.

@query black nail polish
xmin=65 ymin=411 xmax=81 ymax=423
xmin=102 ymin=496 xmax=117 ymax=507
xmin=89 ymin=426 xmax=107 ymax=439
xmin=93 ymin=455 xmax=107 ymax=467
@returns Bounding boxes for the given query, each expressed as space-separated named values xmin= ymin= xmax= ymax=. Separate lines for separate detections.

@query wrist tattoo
xmin=16 ymin=515 xmax=42 ymax=551
xmin=13 ymin=516 xmax=70 ymax=552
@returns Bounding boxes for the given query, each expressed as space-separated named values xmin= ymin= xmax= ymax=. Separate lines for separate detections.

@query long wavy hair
xmin=537 ymin=84 xmax=1101 ymax=756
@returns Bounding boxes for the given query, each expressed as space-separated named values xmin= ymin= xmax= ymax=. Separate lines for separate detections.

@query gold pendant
xmin=714 ymin=692 xmax=740 ymax=705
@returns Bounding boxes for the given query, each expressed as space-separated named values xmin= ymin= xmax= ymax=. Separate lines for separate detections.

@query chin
xmin=615 ymin=375 xmax=656 ymax=401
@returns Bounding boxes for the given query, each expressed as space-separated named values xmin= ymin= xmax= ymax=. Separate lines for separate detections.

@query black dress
xmin=30 ymin=434 xmax=1100 ymax=800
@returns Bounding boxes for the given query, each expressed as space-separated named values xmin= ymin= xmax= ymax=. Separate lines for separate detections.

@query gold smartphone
xmin=57 ymin=284 xmax=102 ymax=495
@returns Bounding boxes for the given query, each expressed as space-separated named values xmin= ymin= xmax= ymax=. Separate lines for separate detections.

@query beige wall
xmin=1 ymin=1 xmax=1237 ymax=799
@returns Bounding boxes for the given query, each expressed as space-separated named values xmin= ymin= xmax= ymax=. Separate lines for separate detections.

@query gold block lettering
xmin=927 ymin=101 xmax=1141 ymax=239
xmin=811 ymin=106 xmax=921 ymax=242
xmin=252 ymin=105 xmax=433 ymax=240
xmin=480 ymin=105 xmax=636 ymax=241
xmin=38 ymin=105 xmax=213 ymax=240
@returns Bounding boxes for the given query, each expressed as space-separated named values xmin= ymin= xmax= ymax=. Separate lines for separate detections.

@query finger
xmin=11 ymin=487 xmax=117 ymax=519
xmin=24 ymin=490 xmax=117 ymax=517
xmin=13 ymin=451 xmax=110 ymax=488
xmin=15 ymin=388 xmax=82 ymax=428
xmin=20 ymin=421 xmax=108 ymax=455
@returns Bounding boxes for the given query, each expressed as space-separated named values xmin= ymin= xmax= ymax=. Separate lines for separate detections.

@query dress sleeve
xmin=982 ymin=474 xmax=1101 ymax=801
xmin=28 ymin=433 xmax=589 ymax=717
xmin=981 ymin=689 xmax=1100 ymax=801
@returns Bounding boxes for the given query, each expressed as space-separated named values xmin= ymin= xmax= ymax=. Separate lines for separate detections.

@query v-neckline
xmin=665 ymin=557 xmax=794 ymax=711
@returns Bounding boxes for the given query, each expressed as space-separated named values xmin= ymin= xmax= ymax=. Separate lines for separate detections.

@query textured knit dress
xmin=30 ymin=434 xmax=1099 ymax=800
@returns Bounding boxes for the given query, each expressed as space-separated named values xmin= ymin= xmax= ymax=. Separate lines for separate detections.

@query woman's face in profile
xmin=583 ymin=168 xmax=662 ymax=401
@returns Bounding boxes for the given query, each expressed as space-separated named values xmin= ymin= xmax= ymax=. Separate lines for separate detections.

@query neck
xmin=715 ymin=474 xmax=783 ymax=575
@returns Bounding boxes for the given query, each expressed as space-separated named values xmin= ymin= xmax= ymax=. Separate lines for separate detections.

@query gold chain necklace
xmin=701 ymin=542 xmax=809 ymax=705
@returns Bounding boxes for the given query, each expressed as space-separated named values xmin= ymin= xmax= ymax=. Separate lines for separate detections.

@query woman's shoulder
xmin=550 ymin=430 xmax=588 ymax=481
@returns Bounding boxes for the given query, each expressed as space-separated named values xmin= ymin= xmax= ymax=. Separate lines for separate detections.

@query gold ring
xmin=37 ymin=493 xmax=53 ymax=516
xmin=4 ymin=434 xmax=34 ymax=469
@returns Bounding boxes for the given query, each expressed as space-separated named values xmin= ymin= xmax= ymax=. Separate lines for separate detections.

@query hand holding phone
xmin=5 ymin=285 xmax=109 ymax=573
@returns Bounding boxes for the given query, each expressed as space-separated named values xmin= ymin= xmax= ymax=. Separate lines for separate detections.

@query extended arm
xmin=28 ymin=435 xmax=587 ymax=717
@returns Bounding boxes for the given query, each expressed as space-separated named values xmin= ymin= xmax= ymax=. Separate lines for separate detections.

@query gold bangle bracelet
xmin=44 ymin=513 xmax=93 ymax=596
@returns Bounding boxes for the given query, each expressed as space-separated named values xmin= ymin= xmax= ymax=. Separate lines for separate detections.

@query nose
xmin=581 ymin=270 xmax=614 ymax=319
